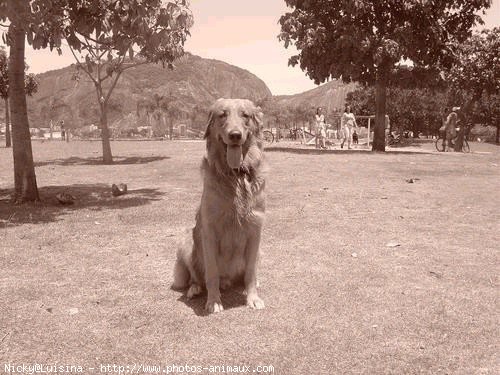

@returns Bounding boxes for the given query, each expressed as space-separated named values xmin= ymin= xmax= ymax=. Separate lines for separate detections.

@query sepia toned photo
xmin=0 ymin=1 xmax=499 ymax=374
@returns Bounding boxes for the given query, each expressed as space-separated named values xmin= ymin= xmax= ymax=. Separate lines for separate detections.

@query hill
xmin=13 ymin=53 xmax=272 ymax=131
xmin=274 ymin=79 xmax=358 ymax=114
xmin=1 ymin=56 xmax=359 ymax=133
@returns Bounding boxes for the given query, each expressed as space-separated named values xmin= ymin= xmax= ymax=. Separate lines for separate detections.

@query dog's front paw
xmin=205 ymin=298 xmax=224 ymax=314
xmin=186 ymin=284 xmax=202 ymax=299
xmin=246 ymin=294 xmax=265 ymax=310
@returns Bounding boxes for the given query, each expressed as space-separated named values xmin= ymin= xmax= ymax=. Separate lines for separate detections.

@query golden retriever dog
xmin=172 ymin=98 xmax=266 ymax=314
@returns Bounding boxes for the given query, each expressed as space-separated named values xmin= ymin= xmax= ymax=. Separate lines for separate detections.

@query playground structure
xmin=264 ymin=114 xmax=380 ymax=147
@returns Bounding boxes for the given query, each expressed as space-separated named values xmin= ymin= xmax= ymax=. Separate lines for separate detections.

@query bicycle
xmin=386 ymin=133 xmax=401 ymax=146
xmin=435 ymin=134 xmax=470 ymax=153
xmin=262 ymin=129 xmax=274 ymax=143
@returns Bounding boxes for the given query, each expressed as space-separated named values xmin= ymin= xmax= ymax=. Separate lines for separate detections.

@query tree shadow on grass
xmin=175 ymin=288 xmax=247 ymax=317
xmin=35 ymin=155 xmax=170 ymax=167
xmin=0 ymin=184 xmax=165 ymax=227
xmin=265 ymin=146 xmax=434 ymax=155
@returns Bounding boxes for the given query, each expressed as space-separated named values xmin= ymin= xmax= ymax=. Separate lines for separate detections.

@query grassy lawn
xmin=0 ymin=139 xmax=498 ymax=374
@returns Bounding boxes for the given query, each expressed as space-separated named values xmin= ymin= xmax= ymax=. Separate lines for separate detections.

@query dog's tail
xmin=171 ymin=257 xmax=190 ymax=290
xmin=171 ymin=228 xmax=193 ymax=290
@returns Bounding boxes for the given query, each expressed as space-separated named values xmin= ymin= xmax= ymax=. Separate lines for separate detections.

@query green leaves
xmin=0 ymin=46 xmax=38 ymax=99
xmin=24 ymin=73 xmax=39 ymax=97
xmin=279 ymin=0 xmax=492 ymax=85
xmin=0 ymin=46 xmax=9 ymax=99
xmin=452 ymin=28 xmax=499 ymax=95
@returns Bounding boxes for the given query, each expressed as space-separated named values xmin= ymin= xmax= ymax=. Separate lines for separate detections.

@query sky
xmin=2 ymin=0 xmax=500 ymax=96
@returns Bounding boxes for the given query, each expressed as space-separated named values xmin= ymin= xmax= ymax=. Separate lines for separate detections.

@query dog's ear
xmin=252 ymin=106 xmax=264 ymax=134
xmin=204 ymin=110 xmax=213 ymax=139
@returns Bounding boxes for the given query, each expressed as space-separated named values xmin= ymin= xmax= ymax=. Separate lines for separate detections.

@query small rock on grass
xmin=429 ymin=271 xmax=442 ymax=279
xmin=56 ymin=192 xmax=76 ymax=205
xmin=68 ymin=308 xmax=79 ymax=315
xmin=386 ymin=241 xmax=401 ymax=247
xmin=405 ymin=178 xmax=421 ymax=183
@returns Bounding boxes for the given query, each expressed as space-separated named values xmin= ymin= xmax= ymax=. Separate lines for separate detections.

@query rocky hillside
xmin=275 ymin=79 xmax=358 ymax=114
xmin=17 ymin=53 xmax=272 ymax=131
xmin=0 ymin=55 xmax=359 ymax=132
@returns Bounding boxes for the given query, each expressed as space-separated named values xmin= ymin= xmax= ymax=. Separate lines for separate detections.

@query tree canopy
xmin=446 ymin=27 xmax=499 ymax=99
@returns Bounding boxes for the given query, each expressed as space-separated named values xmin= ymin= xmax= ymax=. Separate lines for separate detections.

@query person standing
xmin=445 ymin=107 xmax=459 ymax=151
xmin=340 ymin=105 xmax=358 ymax=149
xmin=315 ymin=107 xmax=327 ymax=149
xmin=60 ymin=120 xmax=66 ymax=142
xmin=439 ymin=107 xmax=449 ymax=149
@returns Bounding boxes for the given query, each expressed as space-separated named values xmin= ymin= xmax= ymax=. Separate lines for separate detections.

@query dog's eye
xmin=242 ymin=112 xmax=250 ymax=119
xmin=219 ymin=110 xmax=227 ymax=118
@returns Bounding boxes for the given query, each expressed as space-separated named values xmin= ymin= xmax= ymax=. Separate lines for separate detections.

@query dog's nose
xmin=228 ymin=130 xmax=242 ymax=142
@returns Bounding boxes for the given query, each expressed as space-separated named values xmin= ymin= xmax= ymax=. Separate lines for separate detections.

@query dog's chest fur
xmin=190 ymin=159 xmax=265 ymax=283
xmin=201 ymin=157 xmax=265 ymax=226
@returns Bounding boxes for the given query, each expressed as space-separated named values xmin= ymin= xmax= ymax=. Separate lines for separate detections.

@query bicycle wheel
xmin=262 ymin=130 xmax=274 ymax=143
xmin=435 ymin=136 xmax=445 ymax=152
xmin=462 ymin=139 xmax=470 ymax=153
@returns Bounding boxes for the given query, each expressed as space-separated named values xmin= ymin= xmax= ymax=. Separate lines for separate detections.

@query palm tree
xmin=137 ymin=93 xmax=185 ymax=138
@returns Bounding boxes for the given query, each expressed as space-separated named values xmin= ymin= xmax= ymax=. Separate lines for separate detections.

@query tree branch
xmin=67 ymin=43 xmax=98 ymax=86
xmin=83 ymin=36 xmax=98 ymax=59
xmin=98 ymin=48 xmax=107 ymax=60
xmin=75 ymin=32 xmax=113 ymax=47
xmin=103 ymin=70 xmax=122 ymax=104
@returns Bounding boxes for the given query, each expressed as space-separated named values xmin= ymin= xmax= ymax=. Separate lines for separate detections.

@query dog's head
xmin=204 ymin=98 xmax=263 ymax=172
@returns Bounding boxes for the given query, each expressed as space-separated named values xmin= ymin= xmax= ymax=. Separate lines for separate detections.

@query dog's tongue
xmin=226 ymin=145 xmax=242 ymax=169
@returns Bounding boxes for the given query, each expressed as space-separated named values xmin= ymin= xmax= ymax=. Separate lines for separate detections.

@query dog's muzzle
xmin=220 ymin=130 xmax=245 ymax=170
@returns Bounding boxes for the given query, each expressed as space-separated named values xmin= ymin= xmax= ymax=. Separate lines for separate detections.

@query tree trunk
xmin=99 ymin=103 xmax=113 ymax=164
xmin=372 ymin=69 xmax=388 ymax=152
xmin=8 ymin=20 xmax=39 ymax=202
xmin=4 ymin=97 xmax=11 ymax=148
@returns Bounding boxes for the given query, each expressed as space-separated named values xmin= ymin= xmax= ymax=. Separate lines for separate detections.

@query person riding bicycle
xmin=444 ymin=107 xmax=459 ymax=151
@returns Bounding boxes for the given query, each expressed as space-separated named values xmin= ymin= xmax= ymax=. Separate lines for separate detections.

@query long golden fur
xmin=172 ymin=98 xmax=266 ymax=313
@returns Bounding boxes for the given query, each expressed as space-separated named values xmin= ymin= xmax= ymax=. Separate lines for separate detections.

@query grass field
xmin=0 ymin=139 xmax=498 ymax=374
